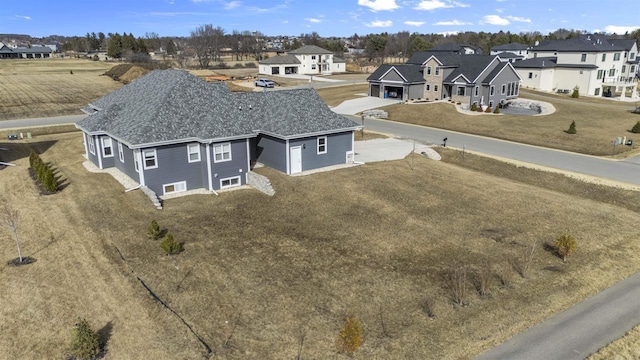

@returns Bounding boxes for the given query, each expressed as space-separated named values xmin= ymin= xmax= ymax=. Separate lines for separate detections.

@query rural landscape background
xmin=1 ymin=18 xmax=640 ymax=360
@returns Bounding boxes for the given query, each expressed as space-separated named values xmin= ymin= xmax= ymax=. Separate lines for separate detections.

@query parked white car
xmin=255 ymin=78 xmax=275 ymax=88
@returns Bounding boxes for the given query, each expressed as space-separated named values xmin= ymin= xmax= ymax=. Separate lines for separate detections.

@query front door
xmin=290 ymin=146 xmax=302 ymax=174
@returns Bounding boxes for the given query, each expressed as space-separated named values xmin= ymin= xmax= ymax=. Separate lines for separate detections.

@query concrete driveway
xmin=354 ymin=138 xmax=434 ymax=163
xmin=331 ymin=96 xmax=401 ymax=115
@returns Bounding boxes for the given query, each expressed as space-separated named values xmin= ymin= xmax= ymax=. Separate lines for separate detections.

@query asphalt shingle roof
xmin=77 ymin=69 xmax=359 ymax=147
xmin=491 ymin=43 xmax=529 ymax=51
xmin=259 ymin=54 xmax=300 ymax=65
xmin=532 ymin=35 xmax=636 ymax=53
xmin=288 ymin=45 xmax=333 ymax=55
xmin=512 ymin=57 xmax=597 ymax=69
xmin=442 ymin=55 xmax=497 ymax=83
xmin=366 ymin=64 xmax=425 ymax=83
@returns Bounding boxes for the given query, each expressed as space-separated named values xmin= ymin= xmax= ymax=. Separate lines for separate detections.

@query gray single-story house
xmin=76 ymin=69 xmax=360 ymax=196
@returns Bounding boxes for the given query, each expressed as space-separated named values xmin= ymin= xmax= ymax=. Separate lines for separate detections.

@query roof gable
xmin=259 ymin=54 xmax=300 ymax=65
xmin=288 ymin=45 xmax=333 ymax=55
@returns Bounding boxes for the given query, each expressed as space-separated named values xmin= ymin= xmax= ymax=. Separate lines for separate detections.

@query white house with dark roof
xmin=259 ymin=45 xmax=346 ymax=75
xmin=514 ymin=34 xmax=638 ymax=99
xmin=76 ymin=69 xmax=360 ymax=197
xmin=367 ymin=52 xmax=521 ymax=109
xmin=0 ymin=42 xmax=52 ymax=59
xmin=490 ymin=43 xmax=529 ymax=62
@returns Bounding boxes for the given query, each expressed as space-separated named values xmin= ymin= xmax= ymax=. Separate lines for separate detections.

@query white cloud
xmin=604 ymin=25 xmax=640 ymax=34
xmin=496 ymin=0 xmax=508 ymax=2
xmin=357 ymin=0 xmax=399 ymax=11
xmin=306 ymin=18 xmax=322 ymax=23
xmin=282 ymin=20 xmax=289 ymax=24
xmin=434 ymin=19 xmax=472 ymax=26
xmin=496 ymin=8 xmax=503 ymax=13
xmin=404 ymin=21 xmax=425 ymax=26
xmin=415 ymin=0 xmax=469 ymax=11
xmin=366 ymin=20 xmax=393 ymax=27
xmin=506 ymin=16 xmax=531 ymax=23
xmin=481 ymin=15 xmax=510 ymax=25
xmin=15 ymin=15 xmax=32 ymax=20
xmin=224 ymin=1 xmax=241 ymax=9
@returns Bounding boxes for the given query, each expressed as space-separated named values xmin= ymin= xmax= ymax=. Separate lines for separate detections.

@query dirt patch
xmin=119 ymin=66 xmax=149 ymax=83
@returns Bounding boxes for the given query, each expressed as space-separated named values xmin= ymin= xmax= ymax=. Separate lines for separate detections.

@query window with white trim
xmin=622 ymin=65 xmax=626 ymax=73
xmin=614 ymin=53 xmax=621 ymax=61
xmin=311 ymin=55 xmax=316 ymax=60
xmin=631 ymin=65 xmax=636 ymax=73
xmin=434 ymin=85 xmax=438 ymax=92
xmin=597 ymin=69 xmax=604 ymax=79
xmin=609 ymin=68 xmax=615 ymax=77
xmin=426 ymin=66 xmax=431 ymax=75
xmin=426 ymin=84 xmax=430 ymax=91
xmin=317 ymin=136 xmax=327 ymax=154
xmin=220 ymin=176 xmax=240 ymax=189
xmin=163 ymin=181 xmax=186 ymax=195
xmin=601 ymin=54 xmax=606 ymax=61
xmin=143 ymin=149 xmax=157 ymax=169
xmin=311 ymin=64 xmax=316 ymax=70
xmin=187 ymin=143 xmax=200 ymax=163
xmin=118 ymin=142 xmax=124 ymax=163
xmin=457 ymin=86 xmax=465 ymax=96
xmin=87 ymin=135 xmax=95 ymax=155
xmin=528 ymin=72 xmax=533 ymax=79
xmin=213 ymin=143 xmax=231 ymax=162
xmin=490 ymin=85 xmax=495 ymax=96
xmin=630 ymin=53 xmax=636 ymax=60
xmin=101 ymin=137 xmax=113 ymax=157
xmin=501 ymin=84 xmax=506 ymax=95
xmin=435 ymin=67 xmax=440 ymax=76
xmin=580 ymin=53 xmax=587 ymax=62
xmin=474 ymin=86 xmax=479 ymax=96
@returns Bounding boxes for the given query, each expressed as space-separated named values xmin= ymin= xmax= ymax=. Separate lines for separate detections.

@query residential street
xmin=357 ymin=117 xmax=640 ymax=187
xmin=0 ymin=114 xmax=85 ymax=130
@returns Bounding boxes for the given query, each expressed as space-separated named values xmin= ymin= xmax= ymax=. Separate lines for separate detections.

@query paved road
xmin=474 ymin=271 xmax=640 ymax=360
xmin=0 ymin=114 xmax=85 ymax=130
xmin=358 ymin=117 xmax=640 ymax=186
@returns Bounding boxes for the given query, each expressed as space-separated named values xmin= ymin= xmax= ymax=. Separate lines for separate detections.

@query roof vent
xmin=238 ymin=106 xmax=242 ymax=111
xmin=249 ymin=105 xmax=252 ymax=110
xmin=587 ymin=35 xmax=591 ymax=41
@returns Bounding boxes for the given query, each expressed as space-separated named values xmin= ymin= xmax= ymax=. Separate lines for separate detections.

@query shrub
xmin=160 ymin=232 xmax=183 ymax=255
xmin=477 ymin=104 xmax=483 ymax=112
xmin=69 ymin=318 xmax=100 ymax=360
xmin=92 ymin=54 xmax=99 ymax=61
xmin=571 ymin=87 xmax=579 ymax=98
xmin=470 ymin=103 xmax=477 ymax=111
xmin=514 ymin=241 xmax=537 ymax=278
xmin=493 ymin=106 xmax=500 ymax=114
xmin=555 ymin=233 xmax=577 ymax=262
xmin=43 ymin=168 xmax=58 ymax=192
xmin=233 ymin=63 xmax=244 ymax=68
xmin=336 ymin=315 xmax=363 ymax=355
xmin=244 ymin=62 xmax=257 ymax=68
xmin=485 ymin=106 xmax=492 ymax=113
xmin=631 ymin=121 xmax=640 ymax=134
xmin=472 ymin=261 xmax=493 ymax=297
xmin=445 ymin=265 xmax=467 ymax=305
xmin=567 ymin=120 xmax=577 ymax=134
xmin=148 ymin=220 xmax=161 ymax=240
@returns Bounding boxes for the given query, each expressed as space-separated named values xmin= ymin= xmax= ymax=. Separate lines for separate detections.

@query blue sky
xmin=1 ymin=0 xmax=639 ymax=38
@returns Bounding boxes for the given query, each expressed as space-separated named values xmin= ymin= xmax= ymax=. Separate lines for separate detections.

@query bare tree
xmin=445 ymin=264 xmax=467 ymax=306
xmin=190 ymin=24 xmax=225 ymax=69
xmin=2 ymin=203 xmax=22 ymax=262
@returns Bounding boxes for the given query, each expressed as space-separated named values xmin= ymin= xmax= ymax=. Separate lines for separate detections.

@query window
xmin=597 ymin=69 xmax=604 ymax=79
xmin=490 ymin=85 xmax=495 ymax=96
xmin=101 ymin=137 xmax=113 ymax=157
xmin=630 ymin=53 xmax=636 ymax=60
xmin=213 ymin=143 xmax=231 ymax=163
xmin=317 ymin=136 xmax=327 ymax=154
xmin=220 ymin=176 xmax=241 ymax=189
xmin=187 ymin=143 xmax=200 ymax=163
xmin=143 ymin=149 xmax=157 ymax=169
xmin=614 ymin=53 xmax=620 ymax=61
xmin=474 ymin=86 xmax=479 ymax=96
xmin=609 ymin=68 xmax=615 ymax=77
xmin=489 ymin=101 xmax=494 ymax=109
xmin=426 ymin=84 xmax=430 ymax=91
xmin=118 ymin=142 xmax=124 ymax=163
xmin=457 ymin=86 xmax=465 ymax=96
xmin=528 ymin=72 xmax=533 ymax=79
xmin=163 ymin=181 xmax=186 ymax=195
xmin=602 ymin=54 xmax=606 ymax=61
xmin=595 ymin=88 xmax=600 ymax=96
xmin=632 ymin=65 xmax=636 ymax=73
xmin=435 ymin=67 xmax=440 ymax=76
xmin=580 ymin=53 xmax=587 ymax=62
xmin=622 ymin=65 xmax=626 ymax=73
xmin=426 ymin=66 xmax=432 ymax=75
xmin=434 ymin=85 xmax=438 ymax=92
xmin=533 ymin=53 xmax=537 ymax=58
xmin=501 ymin=84 xmax=506 ymax=95
xmin=311 ymin=64 xmax=316 ymax=70
xmin=311 ymin=55 xmax=316 ymax=60
xmin=87 ymin=135 xmax=95 ymax=155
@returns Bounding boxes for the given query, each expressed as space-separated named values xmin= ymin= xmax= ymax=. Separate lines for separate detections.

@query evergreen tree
xmin=567 ymin=120 xmax=577 ymax=134
xmin=69 ymin=318 xmax=100 ymax=360
xmin=631 ymin=121 xmax=640 ymax=133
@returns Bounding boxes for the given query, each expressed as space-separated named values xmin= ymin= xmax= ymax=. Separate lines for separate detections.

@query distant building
xmin=490 ymin=43 xmax=529 ymax=63
xmin=0 ymin=42 xmax=52 ymax=59
xmin=429 ymin=43 xmax=483 ymax=55
xmin=259 ymin=45 xmax=346 ymax=75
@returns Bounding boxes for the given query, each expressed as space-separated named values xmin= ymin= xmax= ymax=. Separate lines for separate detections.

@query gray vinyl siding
xmin=490 ymin=67 xmax=521 ymax=105
xmin=210 ymin=139 xmax=249 ymax=190
xmin=99 ymin=136 xmax=115 ymax=169
xmin=84 ymin=133 xmax=100 ymax=168
xmin=408 ymin=84 xmax=424 ymax=100
xmin=290 ymin=131 xmax=353 ymax=171
xmin=381 ymin=70 xmax=404 ymax=82
xmin=113 ymin=141 xmax=139 ymax=184
xmin=142 ymin=143 xmax=208 ymax=195
xmin=256 ymin=135 xmax=287 ymax=173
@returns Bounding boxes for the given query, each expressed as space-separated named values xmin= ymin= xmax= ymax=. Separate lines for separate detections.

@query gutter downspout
xmin=206 ymin=143 xmax=219 ymax=196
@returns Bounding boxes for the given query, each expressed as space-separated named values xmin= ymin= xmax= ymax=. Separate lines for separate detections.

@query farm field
xmin=1 ymin=132 xmax=640 ymax=358
xmin=0 ymin=59 xmax=122 ymax=120
xmin=381 ymin=89 xmax=640 ymax=156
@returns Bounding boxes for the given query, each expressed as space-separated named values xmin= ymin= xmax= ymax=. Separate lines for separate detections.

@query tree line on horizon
xmin=16 ymin=26 xmax=639 ymax=68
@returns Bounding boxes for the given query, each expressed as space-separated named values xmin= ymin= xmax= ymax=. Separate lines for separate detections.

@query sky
xmin=1 ymin=0 xmax=639 ymax=38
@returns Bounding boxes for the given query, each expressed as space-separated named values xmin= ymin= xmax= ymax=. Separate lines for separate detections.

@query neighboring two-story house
xmin=490 ymin=43 xmax=529 ymax=62
xmin=514 ymin=34 xmax=639 ymax=99
xmin=76 ymin=69 xmax=360 ymax=197
xmin=259 ymin=45 xmax=346 ymax=76
xmin=367 ymin=52 xmax=521 ymax=109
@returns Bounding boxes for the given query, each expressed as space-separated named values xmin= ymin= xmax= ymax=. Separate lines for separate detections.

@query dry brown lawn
xmin=0 ymin=59 xmax=122 ymax=121
xmin=382 ymin=89 xmax=640 ymax=156
xmin=1 ymin=132 xmax=640 ymax=359
xmin=316 ymin=84 xmax=369 ymax=107
xmin=589 ymin=324 xmax=640 ymax=360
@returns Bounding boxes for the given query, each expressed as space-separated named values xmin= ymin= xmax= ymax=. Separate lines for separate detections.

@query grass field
xmin=0 ymin=59 xmax=122 ymax=120
xmin=316 ymin=84 xmax=369 ymax=107
xmin=1 ymin=133 xmax=640 ymax=359
xmin=589 ymin=324 xmax=640 ymax=359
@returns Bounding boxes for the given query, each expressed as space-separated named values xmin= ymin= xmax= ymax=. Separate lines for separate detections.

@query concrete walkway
xmin=331 ymin=97 xmax=401 ymax=115
xmin=475 ymin=272 xmax=640 ymax=360
xmin=354 ymin=138 xmax=432 ymax=163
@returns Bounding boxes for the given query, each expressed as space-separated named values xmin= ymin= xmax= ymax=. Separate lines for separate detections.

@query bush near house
xmin=336 ymin=315 xmax=363 ymax=355
xmin=29 ymin=149 xmax=58 ymax=193
xmin=555 ymin=233 xmax=577 ymax=262
xmin=68 ymin=318 xmax=100 ymax=360
xmin=631 ymin=121 xmax=640 ymax=133
xmin=160 ymin=232 xmax=183 ymax=255
xmin=470 ymin=103 xmax=477 ymax=111
xmin=571 ymin=87 xmax=580 ymax=98
xmin=567 ymin=120 xmax=577 ymax=134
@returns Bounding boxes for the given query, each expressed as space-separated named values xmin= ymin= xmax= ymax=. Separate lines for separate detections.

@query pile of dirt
xmin=104 ymin=63 xmax=171 ymax=83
